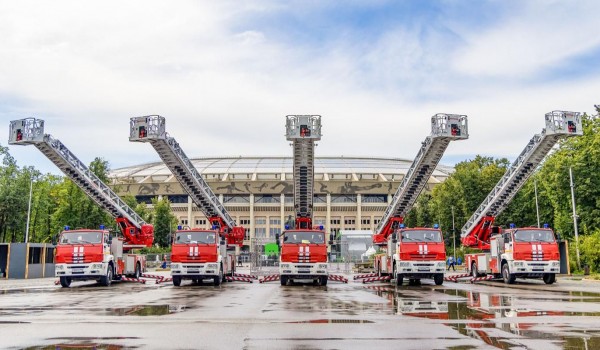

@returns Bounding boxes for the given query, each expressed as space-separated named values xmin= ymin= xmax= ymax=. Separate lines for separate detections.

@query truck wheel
xmin=434 ymin=274 xmax=444 ymax=286
xmin=213 ymin=266 xmax=223 ymax=286
xmin=471 ymin=262 xmax=479 ymax=278
xmin=396 ymin=274 xmax=404 ymax=287
xmin=543 ymin=273 xmax=556 ymax=285
xmin=100 ymin=265 xmax=113 ymax=287
xmin=59 ymin=276 xmax=71 ymax=288
xmin=134 ymin=263 xmax=141 ymax=279
xmin=172 ymin=276 xmax=182 ymax=286
xmin=502 ymin=263 xmax=516 ymax=284
xmin=280 ymin=275 xmax=288 ymax=286
xmin=320 ymin=276 xmax=328 ymax=286
xmin=393 ymin=265 xmax=402 ymax=286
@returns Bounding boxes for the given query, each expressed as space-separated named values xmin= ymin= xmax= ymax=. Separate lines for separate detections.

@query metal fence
xmin=249 ymin=238 xmax=279 ymax=276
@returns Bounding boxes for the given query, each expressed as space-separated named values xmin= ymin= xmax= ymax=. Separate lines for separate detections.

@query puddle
xmin=286 ymin=319 xmax=374 ymax=323
xmin=105 ymin=305 xmax=189 ymax=316
xmin=27 ymin=337 xmax=140 ymax=350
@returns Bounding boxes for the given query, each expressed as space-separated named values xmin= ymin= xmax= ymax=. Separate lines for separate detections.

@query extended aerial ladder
xmin=129 ymin=116 xmax=244 ymax=245
xmin=285 ymin=115 xmax=322 ymax=229
xmin=461 ymin=111 xmax=583 ymax=250
xmin=8 ymin=118 xmax=153 ymax=246
xmin=373 ymin=114 xmax=469 ymax=244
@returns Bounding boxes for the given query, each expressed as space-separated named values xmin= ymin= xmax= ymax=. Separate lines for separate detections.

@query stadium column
xmin=249 ymin=193 xmax=255 ymax=241
xmin=356 ymin=194 xmax=361 ymax=230
xmin=187 ymin=196 xmax=193 ymax=227
xmin=326 ymin=193 xmax=331 ymax=236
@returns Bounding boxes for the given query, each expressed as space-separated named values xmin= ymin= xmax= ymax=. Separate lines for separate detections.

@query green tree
xmin=152 ymin=197 xmax=177 ymax=247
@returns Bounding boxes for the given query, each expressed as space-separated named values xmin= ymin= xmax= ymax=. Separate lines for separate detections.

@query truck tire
xmin=502 ymin=263 xmax=516 ymax=284
xmin=133 ymin=263 xmax=141 ymax=279
xmin=471 ymin=262 xmax=479 ymax=278
xmin=393 ymin=265 xmax=403 ymax=287
xmin=100 ymin=265 xmax=113 ymax=287
xmin=543 ymin=273 xmax=556 ymax=284
xmin=434 ymin=274 xmax=444 ymax=285
xmin=280 ymin=275 xmax=288 ymax=286
xmin=320 ymin=276 xmax=328 ymax=286
xmin=59 ymin=276 xmax=71 ymax=288
xmin=213 ymin=266 xmax=223 ymax=286
xmin=172 ymin=276 xmax=182 ymax=286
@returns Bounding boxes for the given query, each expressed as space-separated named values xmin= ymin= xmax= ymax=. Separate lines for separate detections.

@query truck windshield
xmin=60 ymin=231 xmax=102 ymax=244
xmin=283 ymin=231 xmax=325 ymax=244
xmin=175 ymin=231 xmax=217 ymax=244
xmin=400 ymin=230 xmax=442 ymax=242
xmin=514 ymin=230 xmax=555 ymax=243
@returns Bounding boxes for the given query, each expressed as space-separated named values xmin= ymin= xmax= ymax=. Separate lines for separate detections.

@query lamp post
xmin=569 ymin=167 xmax=580 ymax=269
xmin=534 ymin=178 xmax=540 ymax=228
xmin=451 ymin=206 xmax=456 ymax=261
xmin=25 ymin=174 xmax=33 ymax=243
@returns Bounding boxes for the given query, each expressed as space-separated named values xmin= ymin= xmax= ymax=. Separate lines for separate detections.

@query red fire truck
xmin=278 ymin=115 xmax=329 ymax=286
xmin=373 ymin=113 xmax=468 ymax=286
xmin=462 ymin=111 xmax=582 ymax=284
xmin=9 ymin=118 xmax=154 ymax=288
xmin=130 ymin=116 xmax=244 ymax=286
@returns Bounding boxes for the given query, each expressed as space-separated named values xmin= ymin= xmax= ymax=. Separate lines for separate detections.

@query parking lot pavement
xmin=1 ymin=272 xmax=599 ymax=349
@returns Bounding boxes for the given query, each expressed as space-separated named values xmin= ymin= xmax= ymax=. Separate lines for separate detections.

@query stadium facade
xmin=109 ymin=156 xmax=453 ymax=252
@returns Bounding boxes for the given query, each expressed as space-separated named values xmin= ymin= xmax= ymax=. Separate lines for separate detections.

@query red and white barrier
xmin=119 ymin=277 xmax=146 ymax=284
xmin=328 ymin=274 xmax=348 ymax=283
xmin=445 ymin=273 xmax=471 ymax=282
xmin=470 ymin=275 xmax=495 ymax=283
xmin=259 ymin=274 xmax=281 ymax=283
xmin=353 ymin=273 xmax=378 ymax=280
xmin=141 ymin=274 xmax=166 ymax=280
xmin=156 ymin=277 xmax=173 ymax=284
xmin=226 ymin=276 xmax=254 ymax=283
xmin=361 ymin=276 xmax=392 ymax=284
xmin=233 ymin=273 xmax=258 ymax=280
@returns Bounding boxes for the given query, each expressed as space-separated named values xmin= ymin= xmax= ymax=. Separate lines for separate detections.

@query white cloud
xmin=0 ymin=1 xmax=598 ymax=177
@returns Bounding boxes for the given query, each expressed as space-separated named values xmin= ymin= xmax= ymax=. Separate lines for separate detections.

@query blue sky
xmin=0 ymin=0 xmax=599 ymax=175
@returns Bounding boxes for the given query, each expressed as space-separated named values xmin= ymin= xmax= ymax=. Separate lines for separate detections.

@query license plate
xmin=418 ymin=268 xmax=430 ymax=272
xmin=73 ymin=269 xmax=84 ymax=273
xmin=298 ymin=270 xmax=310 ymax=274
xmin=188 ymin=270 xmax=199 ymax=274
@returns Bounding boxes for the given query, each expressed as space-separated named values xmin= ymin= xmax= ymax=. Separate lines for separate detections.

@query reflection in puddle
xmin=286 ymin=319 xmax=374 ymax=324
xmin=363 ymin=286 xmax=600 ymax=349
xmin=105 ymin=305 xmax=189 ymax=316
xmin=28 ymin=337 xmax=140 ymax=350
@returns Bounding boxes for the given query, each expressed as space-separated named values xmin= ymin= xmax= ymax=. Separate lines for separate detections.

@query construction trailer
xmin=0 ymin=243 xmax=55 ymax=279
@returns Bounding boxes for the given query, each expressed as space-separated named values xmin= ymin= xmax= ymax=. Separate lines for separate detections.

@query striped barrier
xmin=445 ymin=273 xmax=471 ymax=282
xmin=470 ymin=275 xmax=495 ymax=283
xmin=328 ymin=275 xmax=348 ymax=283
xmin=259 ymin=274 xmax=280 ymax=283
xmin=361 ymin=276 xmax=392 ymax=284
xmin=156 ymin=277 xmax=173 ymax=284
xmin=120 ymin=277 xmax=146 ymax=284
xmin=353 ymin=273 xmax=378 ymax=280
xmin=233 ymin=273 xmax=258 ymax=280
xmin=226 ymin=276 xmax=254 ymax=283
xmin=362 ymin=285 xmax=394 ymax=292
xmin=141 ymin=274 xmax=166 ymax=280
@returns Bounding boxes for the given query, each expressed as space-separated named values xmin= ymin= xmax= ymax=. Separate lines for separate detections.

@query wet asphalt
xmin=1 ymin=271 xmax=600 ymax=350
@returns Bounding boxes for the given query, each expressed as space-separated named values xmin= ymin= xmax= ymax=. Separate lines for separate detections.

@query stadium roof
xmin=110 ymin=156 xmax=454 ymax=182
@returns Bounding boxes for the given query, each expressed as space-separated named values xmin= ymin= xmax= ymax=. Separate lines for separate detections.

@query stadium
xmin=109 ymin=156 xmax=453 ymax=253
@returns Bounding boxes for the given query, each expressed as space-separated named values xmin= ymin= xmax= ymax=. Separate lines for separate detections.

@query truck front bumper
xmin=55 ymin=263 xmax=107 ymax=280
xmin=279 ymin=263 xmax=328 ymax=279
xmin=396 ymin=261 xmax=446 ymax=279
xmin=510 ymin=260 xmax=560 ymax=275
xmin=170 ymin=263 xmax=219 ymax=279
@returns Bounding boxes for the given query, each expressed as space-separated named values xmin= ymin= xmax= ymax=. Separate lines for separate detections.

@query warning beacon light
xmin=509 ymin=223 xmax=516 ymax=229
xmin=99 ymin=225 xmax=105 ymax=230
xmin=433 ymin=224 xmax=439 ymax=229
xmin=399 ymin=224 xmax=405 ymax=229
xmin=64 ymin=226 xmax=70 ymax=231
xmin=177 ymin=225 xmax=182 ymax=230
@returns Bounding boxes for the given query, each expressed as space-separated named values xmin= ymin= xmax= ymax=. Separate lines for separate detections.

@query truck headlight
xmin=91 ymin=263 xmax=103 ymax=269
xmin=55 ymin=264 xmax=64 ymax=270
xmin=399 ymin=262 xmax=410 ymax=267
xmin=171 ymin=263 xmax=181 ymax=270
xmin=207 ymin=263 xmax=218 ymax=269
xmin=437 ymin=262 xmax=446 ymax=268
xmin=513 ymin=262 xmax=524 ymax=267
xmin=551 ymin=261 xmax=560 ymax=266
xmin=318 ymin=264 xmax=328 ymax=269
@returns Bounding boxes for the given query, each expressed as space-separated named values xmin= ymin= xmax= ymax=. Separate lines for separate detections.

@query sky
xmin=1 ymin=0 xmax=599 ymax=175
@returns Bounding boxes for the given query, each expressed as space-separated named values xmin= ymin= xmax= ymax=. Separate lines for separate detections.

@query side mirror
xmin=391 ymin=232 xmax=397 ymax=244
xmin=108 ymin=234 xmax=113 ymax=245
xmin=328 ymin=240 xmax=333 ymax=245
xmin=52 ymin=235 xmax=57 ymax=246
xmin=220 ymin=236 xmax=226 ymax=245
xmin=504 ymin=234 xmax=510 ymax=244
